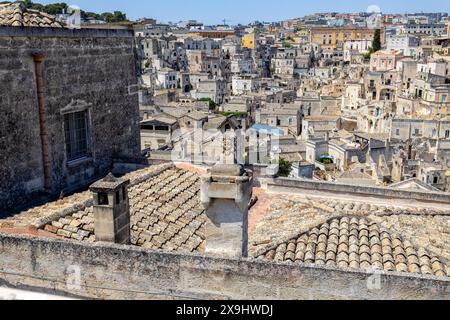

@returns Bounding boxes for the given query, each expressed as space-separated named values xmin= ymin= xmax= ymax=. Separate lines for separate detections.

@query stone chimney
xmin=200 ymin=164 xmax=252 ymax=258
xmin=89 ymin=173 xmax=131 ymax=244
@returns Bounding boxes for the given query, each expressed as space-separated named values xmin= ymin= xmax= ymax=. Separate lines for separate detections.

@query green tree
xmin=278 ymin=158 xmax=292 ymax=177
xmin=362 ymin=50 xmax=372 ymax=60
xmin=19 ymin=1 xmax=67 ymax=14
xmin=198 ymin=98 xmax=216 ymax=110
xmin=100 ymin=11 xmax=127 ymax=23
xmin=19 ymin=0 xmax=33 ymax=8
xmin=16 ymin=1 xmax=127 ymax=23
xmin=361 ymin=29 xmax=382 ymax=60
xmin=100 ymin=12 xmax=114 ymax=22
xmin=372 ymin=29 xmax=381 ymax=53
xmin=81 ymin=10 xmax=101 ymax=21
xmin=112 ymin=11 xmax=127 ymax=22
xmin=43 ymin=2 xmax=68 ymax=15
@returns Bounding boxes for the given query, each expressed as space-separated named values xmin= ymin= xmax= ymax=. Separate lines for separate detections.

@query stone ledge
xmin=267 ymin=177 xmax=450 ymax=204
xmin=0 ymin=26 xmax=134 ymax=38
xmin=2 ymin=232 xmax=450 ymax=282
xmin=0 ymin=232 xmax=449 ymax=300
xmin=32 ymin=197 xmax=93 ymax=229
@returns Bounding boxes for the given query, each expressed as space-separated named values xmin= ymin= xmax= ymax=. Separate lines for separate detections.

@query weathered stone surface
xmin=23 ymin=165 xmax=208 ymax=253
xmin=257 ymin=216 xmax=450 ymax=278
xmin=0 ymin=233 xmax=449 ymax=300
xmin=0 ymin=27 xmax=141 ymax=213
xmin=248 ymin=191 xmax=450 ymax=279
xmin=210 ymin=164 xmax=245 ymax=177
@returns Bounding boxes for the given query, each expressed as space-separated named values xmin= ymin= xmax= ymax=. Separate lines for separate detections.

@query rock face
xmin=0 ymin=2 xmax=65 ymax=27
xmin=0 ymin=27 xmax=141 ymax=212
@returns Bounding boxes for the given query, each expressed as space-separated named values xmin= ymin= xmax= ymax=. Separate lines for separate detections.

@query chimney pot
xmin=90 ymin=173 xmax=131 ymax=244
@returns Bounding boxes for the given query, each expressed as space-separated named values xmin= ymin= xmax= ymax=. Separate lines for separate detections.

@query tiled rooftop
xmin=249 ymin=193 xmax=450 ymax=278
xmin=257 ymin=217 xmax=449 ymax=277
xmin=1 ymin=161 xmax=449 ymax=279
xmin=0 ymin=2 xmax=65 ymax=27
xmin=1 ymin=164 xmax=206 ymax=253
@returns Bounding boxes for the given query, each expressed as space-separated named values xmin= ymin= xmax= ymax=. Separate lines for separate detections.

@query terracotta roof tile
xmin=257 ymin=216 xmax=449 ymax=278
xmin=0 ymin=3 xmax=65 ymax=27
xmin=38 ymin=166 xmax=206 ymax=253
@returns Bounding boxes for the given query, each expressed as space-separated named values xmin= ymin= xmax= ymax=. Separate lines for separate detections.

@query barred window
xmin=64 ymin=111 xmax=89 ymax=161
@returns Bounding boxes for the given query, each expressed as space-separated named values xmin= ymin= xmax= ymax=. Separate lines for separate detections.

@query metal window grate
xmin=64 ymin=111 xmax=88 ymax=161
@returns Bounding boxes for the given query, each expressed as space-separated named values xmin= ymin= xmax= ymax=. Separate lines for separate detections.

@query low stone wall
xmin=0 ymin=26 xmax=133 ymax=38
xmin=0 ymin=233 xmax=448 ymax=300
xmin=267 ymin=178 xmax=450 ymax=204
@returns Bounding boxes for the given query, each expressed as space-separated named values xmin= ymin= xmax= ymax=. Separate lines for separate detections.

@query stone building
xmin=386 ymin=34 xmax=420 ymax=58
xmin=0 ymin=162 xmax=449 ymax=299
xmin=231 ymin=74 xmax=259 ymax=95
xmin=403 ymin=23 xmax=446 ymax=36
xmin=0 ymin=26 xmax=141 ymax=212
xmin=191 ymin=78 xmax=227 ymax=104
xmin=370 ymin=50 xmax=404 ymax=72
xmin=301 ymin=115 xmax=341 ymax=140
xmin=309 ymin=26 xmax=380 ymax=50
xmin=343 ymin=39 xmax=371 ymax=63
xmin=364 ymin=70 xmax=398 ymax=101
xmin=140 ymin=114 xmax=179 ymax=150
xmin=390 ymin=117 xmax=450 ymax=141
xmin=155 ymin=68 xmax=179 ymax=89
xmin=341 ymin=82 xmax=365 ymax=112
xmin=256 ymin=103 xmax=301 ymax=136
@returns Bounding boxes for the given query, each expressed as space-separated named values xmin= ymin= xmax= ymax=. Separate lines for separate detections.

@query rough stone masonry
xmin=0 ymin=27 xmax=142 ymax=213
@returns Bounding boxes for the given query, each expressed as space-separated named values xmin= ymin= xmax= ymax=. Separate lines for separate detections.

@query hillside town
xmin=133 ymin=11 xmax=450 ymax=191
xmin=0 ymin=1 xmax=449 ymax=301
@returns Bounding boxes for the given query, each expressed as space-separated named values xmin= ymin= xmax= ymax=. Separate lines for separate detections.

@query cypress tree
xmin=372 ymin=29 xmax=381 ymax=52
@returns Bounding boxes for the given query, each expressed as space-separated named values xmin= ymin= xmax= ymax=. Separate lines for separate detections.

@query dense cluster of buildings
xmin=134 ymin=11 xmax=450 ymax=193
xmin=0 ymin=3 xmax=449 ymax=300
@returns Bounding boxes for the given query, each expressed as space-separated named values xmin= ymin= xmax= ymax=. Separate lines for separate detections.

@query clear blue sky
xmin=35 ymin=0 xmax=450 ymax=25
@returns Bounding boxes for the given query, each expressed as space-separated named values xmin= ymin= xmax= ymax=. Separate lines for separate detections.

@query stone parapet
xmin=0 ymin=233 xmax=448 ymax=300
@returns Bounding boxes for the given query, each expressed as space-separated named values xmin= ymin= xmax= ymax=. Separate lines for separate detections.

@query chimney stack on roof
xmin=200 ymin=164 xmax=253 ymax=258
xmin=90 ymin=173 xmax=131 ymax=244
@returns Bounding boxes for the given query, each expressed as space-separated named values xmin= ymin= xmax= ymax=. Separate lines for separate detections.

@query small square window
xmin=98 ymin=193 xmax=109 ymax=205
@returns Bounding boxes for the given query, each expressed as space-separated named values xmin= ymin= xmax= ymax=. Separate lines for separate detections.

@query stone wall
xmin=0 ymin=27 xmax=142 ymax=212
xmin=266 ymin=177 xmax=450 ymax=204
xmin=0 ymin=233 xmax=448 ymax=300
